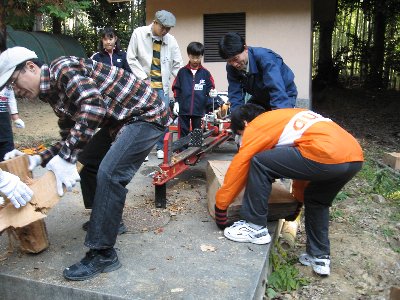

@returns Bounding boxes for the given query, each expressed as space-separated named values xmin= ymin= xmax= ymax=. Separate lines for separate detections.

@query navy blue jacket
xmin=172 ymin=64 xmax=215 ymax=117
xmin=227 ymin=47 xmax=297 ymax=111
xmin=91 ymin=49 xmax=131 ymax=72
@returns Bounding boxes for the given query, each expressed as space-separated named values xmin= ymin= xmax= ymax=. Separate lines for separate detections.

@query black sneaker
xmin=63 ymin=248 xmax=121 ymax=281
xmin=82 ymin=221 xmax=127 ymax=235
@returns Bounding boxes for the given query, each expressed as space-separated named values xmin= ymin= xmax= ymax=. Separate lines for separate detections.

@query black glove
xmin=215 ymin=205 xmax=230 ymax=230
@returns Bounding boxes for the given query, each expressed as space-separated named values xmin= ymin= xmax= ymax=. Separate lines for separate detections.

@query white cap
xmin=0 ymin=47 xmax=38 ymax=88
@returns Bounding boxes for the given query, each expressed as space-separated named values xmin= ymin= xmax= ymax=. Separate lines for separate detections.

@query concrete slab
xmin=0 ymin=141 xmax=277 ymax=300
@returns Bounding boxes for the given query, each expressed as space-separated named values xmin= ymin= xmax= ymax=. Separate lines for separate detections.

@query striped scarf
xmin=150 ymin=40 xmax=162 ymax=89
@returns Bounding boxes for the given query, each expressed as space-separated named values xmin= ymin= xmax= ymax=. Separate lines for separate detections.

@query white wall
xmin=146 ymin=0 xmax=311 ymax=106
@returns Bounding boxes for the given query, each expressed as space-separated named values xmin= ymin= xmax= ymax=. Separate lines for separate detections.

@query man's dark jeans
xmin=79 ymin=121 xmax=163 ymax=249
xmin=155 ymin=89 xmax=169 ymax=151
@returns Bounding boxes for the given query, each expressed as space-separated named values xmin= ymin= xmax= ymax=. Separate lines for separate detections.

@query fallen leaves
xmin=200 ymin=244 xmax=216 ymax=252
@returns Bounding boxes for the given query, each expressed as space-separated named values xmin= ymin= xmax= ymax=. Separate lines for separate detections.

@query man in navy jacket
xmin=219 ymin=32 xmax=297 ymax=111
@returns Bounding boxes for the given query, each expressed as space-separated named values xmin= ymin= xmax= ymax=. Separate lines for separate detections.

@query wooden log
xmin=206 ymin=160 xmax=300 ymax=222
xmin=14 ymin=219 xmax=49 ymax=253
xmin=390 ymin=286 xmax=400 ymax=300
xmin=0 ymin=155 xmax=50 ymax=253
xmin=383 ymin=152 xmax=400 ymax=170
xmin=280 ymin=213 xmax=302 ymax=249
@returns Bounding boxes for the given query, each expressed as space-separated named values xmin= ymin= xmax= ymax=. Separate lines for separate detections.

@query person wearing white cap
xmin=127 ymin=10 xmax=183 ymax=160
xmin=0 ymin=47 xmax=34 ymax=209
xmin=0 ymin=87 xmax=25 ymax=158
xmin=0 ymin=46 xmax=171 ymax=280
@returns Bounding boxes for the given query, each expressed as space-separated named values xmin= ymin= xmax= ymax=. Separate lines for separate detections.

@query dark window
xmin=203 ymin=13 xmax=246 ymax=62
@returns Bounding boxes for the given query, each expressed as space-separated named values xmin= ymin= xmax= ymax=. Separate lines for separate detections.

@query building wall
xmin=146 ymin=0 xmax=311 ymax=107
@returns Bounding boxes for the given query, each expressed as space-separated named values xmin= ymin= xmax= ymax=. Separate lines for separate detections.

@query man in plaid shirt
xmin=0 ymin=46 xmax=171 ymax=281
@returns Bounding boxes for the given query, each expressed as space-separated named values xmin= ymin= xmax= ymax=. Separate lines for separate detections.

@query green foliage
xmin=313 ymin=0 xmax=400 ymax=90
xmin=38 ymin=1 xmax=91 ymax=19
xmin=330 ymin=208 xmax=344 ymax=220
xmin=5 ymin=1 xmax=35 ymax=30
xmin=357 ymin=159 xmax=400 ymax=201
xmin=268 ymin=264 xmax=309 ymax=293
xmin=267 ymin=242 xmax=309 ymax=297
xmin=389 ymin=210 xmax=400 ymax=222
xmin=334 ymin=191 xmax=348 ymax=203
xmin=381 ymin=226 xmax=395 ymax=238
xmin=66 ymin=23 xmax=97 ymax=58
xmin=86 ymin=0 xmax=146 ymax=51
xmin=5 ymin=0 xmax=91 ymax=30
xmin=3 ymin=0 xmax=147 ymax=57
xmin=266 ymin=288 xmax=278 ymax=299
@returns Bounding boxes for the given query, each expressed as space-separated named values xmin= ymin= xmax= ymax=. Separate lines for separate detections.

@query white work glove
xmin=27 ymin=155 xmax=42 ymax=171
xmin=46 ymin=155 xmax=80 ymax=196
xmin=13 ymin=118 xmax=25 ymax=128
xmin=209 ymin=89 xmax=218 ymax=98
xmin=173 ymin=102 xmax=179 ymax=116
xmin=3 ymin=150 xmax=42 ymax=171
xmin=235 ymin=134 xmax=242 ymax=147
xmin=0 ymin=170 xmax=33 ymax=209
xmin=3 ymin=149 xmax=24 ymax=160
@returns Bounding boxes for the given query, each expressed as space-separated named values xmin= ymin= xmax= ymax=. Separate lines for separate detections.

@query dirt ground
xmin=291 ymin=88 xmax=400 ymax=300
xmin=11 ymin=88 xmax=400 ymax=300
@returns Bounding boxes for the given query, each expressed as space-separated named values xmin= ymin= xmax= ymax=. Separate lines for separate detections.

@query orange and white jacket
xmin=216 ymin=108 xmax=364 ymax=210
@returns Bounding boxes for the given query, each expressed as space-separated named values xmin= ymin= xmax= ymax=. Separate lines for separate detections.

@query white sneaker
xmin=299 ymin=253 xmax=330 ymax=276
xmin=156 ymin=150 xmax=164 ymax=159
xmin=144 ymin=156 xmax=149 ymax=162
xmin=224 ymin=220 xmax=271 ymax=245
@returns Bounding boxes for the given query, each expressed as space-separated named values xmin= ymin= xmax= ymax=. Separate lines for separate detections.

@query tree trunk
xmin=0 ymin=0 xmax=7 ymax=52
xmin=52 ymin=17 xmax=62 ymax=34
xmin=313 ymin=20 xmax=337 ymax=89
xmin=366 ymin=0 xmax=386 ymax=89
xmin=33 ymin=14 xmax=44 ymax=31
xmin=350 ymin=6 xmax=360 ymax=80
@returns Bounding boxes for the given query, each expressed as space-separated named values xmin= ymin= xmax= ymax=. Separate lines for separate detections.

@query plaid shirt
xmin=39 ymin=56 xmax=171 ymax=165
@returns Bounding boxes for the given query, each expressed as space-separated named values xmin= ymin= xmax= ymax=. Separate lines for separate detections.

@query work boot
xmin=82 ymin=221 xmax=127 ymax=235
xmin=63 ymin=248 xmax=121 ymax=281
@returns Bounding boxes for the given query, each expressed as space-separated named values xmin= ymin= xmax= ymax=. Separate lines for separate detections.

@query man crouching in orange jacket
xmin=215 ymin=104 xmax=364 ymax=276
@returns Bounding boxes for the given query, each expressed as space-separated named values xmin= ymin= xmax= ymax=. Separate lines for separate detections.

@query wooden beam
xmin=206 ymin=160 xmax=300 ymax=222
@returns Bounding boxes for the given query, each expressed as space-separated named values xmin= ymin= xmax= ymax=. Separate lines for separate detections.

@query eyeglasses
xmin=7 ymin=70 xmax=21 ymax=89
xmin=155 ymin=21 xmax=171 ymax=33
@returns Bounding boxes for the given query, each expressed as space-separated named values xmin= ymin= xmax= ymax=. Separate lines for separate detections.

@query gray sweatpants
xmin=240 ymin=147 xmax=362 ymax=257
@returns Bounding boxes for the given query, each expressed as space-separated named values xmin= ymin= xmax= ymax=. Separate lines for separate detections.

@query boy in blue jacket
xmin=172 ymin=42 xmax=217 ymax=138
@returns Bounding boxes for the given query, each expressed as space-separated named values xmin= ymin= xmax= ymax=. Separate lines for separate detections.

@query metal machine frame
xmin=152 ymin=115 xmax=232 ymax=208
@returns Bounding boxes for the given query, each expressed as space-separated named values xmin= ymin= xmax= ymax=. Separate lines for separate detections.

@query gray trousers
xmin=155 ymin=89 xmax=169 ymax=151
xmin=81 ymin=121 xmax=163 ymax=249
xmin=240 ymin=147 xmax=362 ymax=257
